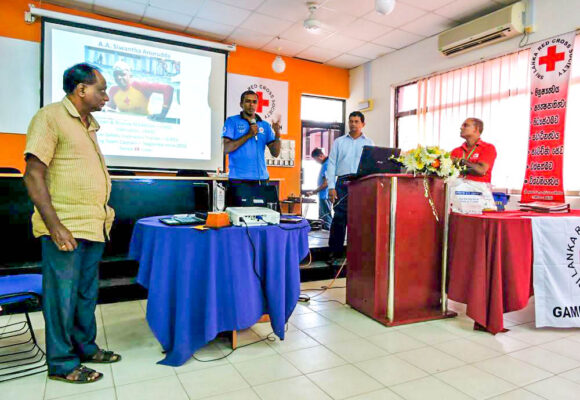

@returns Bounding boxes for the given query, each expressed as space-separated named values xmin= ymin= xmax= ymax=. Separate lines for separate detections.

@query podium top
xmin=347 ymin=173 xmax=441 ymax=183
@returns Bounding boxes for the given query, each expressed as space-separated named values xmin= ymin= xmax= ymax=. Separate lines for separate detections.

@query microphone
xmin=249 ymin=118 xmax=257 ymax=140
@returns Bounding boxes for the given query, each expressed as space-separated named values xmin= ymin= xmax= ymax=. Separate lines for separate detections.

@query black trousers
xmin=329 ymin=177 xmax=348 ymax=256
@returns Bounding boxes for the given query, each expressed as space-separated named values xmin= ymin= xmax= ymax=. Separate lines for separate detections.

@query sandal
xmin=82 ymin=349 xmax=122 ymax=364
xmin=49 ymin=365 xmax=103 ymax=384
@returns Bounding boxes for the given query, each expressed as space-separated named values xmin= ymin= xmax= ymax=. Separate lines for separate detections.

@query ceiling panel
xmin=240 ymin=13 xmax=294 ymax=36
xmin=42 ymin=0 xmax=513 ymax=70
xmin=348 ymin=42 xmax=395 ymax=59
xmin=296 ymin=46 xmax=343 ymax=63
xmin=363 ymin=2 xmax=427 ymax=28
xmin=262 ymin=37 xmax=310 ymax=57
xmin=372 ymin=29 xmax=425 ymax=49
xmin=326 ymin=54 xmax=371 ymax=69
xmin=196 ymin=1 xmax=253 ymax=26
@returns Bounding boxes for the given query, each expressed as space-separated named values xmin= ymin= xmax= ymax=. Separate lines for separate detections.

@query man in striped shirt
xmin=24 ymin=63 xmax=121 ymax=384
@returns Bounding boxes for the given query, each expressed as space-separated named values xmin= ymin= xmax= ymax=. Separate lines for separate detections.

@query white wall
xmin=349 ymin=0 xmax=580 ymax=147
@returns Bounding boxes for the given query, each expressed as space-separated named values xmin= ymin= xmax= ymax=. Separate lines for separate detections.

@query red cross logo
xmin=256 ymin=91 xmax=270 ymax=113
xmin=539 ymin=45 xmax=566 ymax=72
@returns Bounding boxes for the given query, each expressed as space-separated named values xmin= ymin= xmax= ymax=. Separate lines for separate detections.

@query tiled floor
xmin=2 ymin=279 xmax=580 ymax=399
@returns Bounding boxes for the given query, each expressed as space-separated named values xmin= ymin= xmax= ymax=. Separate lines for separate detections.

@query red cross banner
xmin=521 ymin=32 xmax=576 ymax=203
xmin=227 ymin=73 xmax=288 ymax=135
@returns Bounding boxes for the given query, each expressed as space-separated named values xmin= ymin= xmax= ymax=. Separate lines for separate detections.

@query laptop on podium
xmin=354 ymin=146 xmax=402 ymax=178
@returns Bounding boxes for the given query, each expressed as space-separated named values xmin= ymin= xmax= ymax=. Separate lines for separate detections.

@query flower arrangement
xmin=391 ymin=146 xmax=465 ymax=221
xmin=392 ymin=145 xmax=464 ymax=179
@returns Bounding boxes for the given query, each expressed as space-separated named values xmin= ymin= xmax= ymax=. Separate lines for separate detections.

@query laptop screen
xmin=356 ymin=146 xmax=402 ymax=177
xmin=225 ymin=184 xmax=280 ymax=211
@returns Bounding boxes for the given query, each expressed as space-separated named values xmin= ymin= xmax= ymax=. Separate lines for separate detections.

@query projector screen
xmin=42 ymin=19 xmax=227 ymax=171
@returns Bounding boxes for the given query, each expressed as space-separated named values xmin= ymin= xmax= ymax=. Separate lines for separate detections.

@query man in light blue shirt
xmin=222 ymin=90 xmax=282 ymax=195
xmin=326 ymin=111 xmax=374 ymax=259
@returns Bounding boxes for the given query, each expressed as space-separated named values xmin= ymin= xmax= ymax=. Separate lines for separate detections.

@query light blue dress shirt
xmin=326 ymin=133 xmax=374 ymax=189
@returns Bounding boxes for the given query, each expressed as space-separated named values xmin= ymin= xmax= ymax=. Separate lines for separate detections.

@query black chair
xmin=0 ymin=167 xmax=21 ymax=174
xmin=0 ymin=274 xmax=46 ymax=382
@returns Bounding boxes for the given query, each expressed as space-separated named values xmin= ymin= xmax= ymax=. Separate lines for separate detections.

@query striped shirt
xmin=24 ymin=97 xmax=114 ymax=242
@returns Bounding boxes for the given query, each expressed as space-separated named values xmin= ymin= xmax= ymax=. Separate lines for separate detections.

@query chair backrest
xmin=0 ymin=167 xmax=21 ymax=174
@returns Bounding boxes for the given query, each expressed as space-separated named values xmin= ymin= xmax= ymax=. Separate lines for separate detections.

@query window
xmin=395 ymin=35 xmax=580 ymax=192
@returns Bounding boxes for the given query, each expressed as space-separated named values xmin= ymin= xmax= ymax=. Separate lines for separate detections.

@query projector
xmin=226 ymin=207 xmax=280 ymax=226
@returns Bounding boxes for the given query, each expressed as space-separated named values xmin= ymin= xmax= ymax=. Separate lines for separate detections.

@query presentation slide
xmin=42 ymin=20 xmax=227 ymax=171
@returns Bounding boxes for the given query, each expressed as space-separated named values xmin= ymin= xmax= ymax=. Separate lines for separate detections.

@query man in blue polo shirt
xmin=222 ymin=90 xmax=281 ymax=195
xmin=305 ymin=148 xmax=332 ymax=230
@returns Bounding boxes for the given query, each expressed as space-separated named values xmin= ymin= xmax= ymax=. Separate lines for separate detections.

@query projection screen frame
xmin=41 ymin=17 xmax=230 ymax=173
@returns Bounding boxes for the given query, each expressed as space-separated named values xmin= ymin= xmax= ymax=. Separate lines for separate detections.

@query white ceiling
xmin=44 ymin=0 xmax=520 ymax=69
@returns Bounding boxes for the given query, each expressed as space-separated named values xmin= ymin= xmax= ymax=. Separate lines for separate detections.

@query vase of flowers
xmin=391 ymin=146 xmax=465 ymax=221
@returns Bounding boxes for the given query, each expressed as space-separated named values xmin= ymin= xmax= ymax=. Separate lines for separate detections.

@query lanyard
xmin=462 ymin=144 xmax=478 ymax=160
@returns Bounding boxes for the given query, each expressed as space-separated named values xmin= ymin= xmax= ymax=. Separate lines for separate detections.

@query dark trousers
xmin=318 ymin=197 xmax=333 ymax=231
xmin=41 ymin=237 xmax=104 ymax=375
xmin=329 ymin=178 xmax=348 ymax=256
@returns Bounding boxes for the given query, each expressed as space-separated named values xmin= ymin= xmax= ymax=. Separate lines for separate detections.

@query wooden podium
xmin=346 ymin=174 xmax=456 ymax=326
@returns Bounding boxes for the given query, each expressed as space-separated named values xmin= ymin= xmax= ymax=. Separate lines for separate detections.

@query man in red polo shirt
xmin=450 ymin=118 xmax=496 ymax=183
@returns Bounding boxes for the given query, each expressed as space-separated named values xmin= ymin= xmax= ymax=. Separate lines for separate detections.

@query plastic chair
xmin=0 ymin=274 xmax=46 ymax=382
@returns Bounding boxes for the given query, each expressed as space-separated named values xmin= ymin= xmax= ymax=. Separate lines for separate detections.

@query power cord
xmin=191 ymin=323 xmax=290 ymax=362
xmin=298 ymin=257 xmax=347 ymax=305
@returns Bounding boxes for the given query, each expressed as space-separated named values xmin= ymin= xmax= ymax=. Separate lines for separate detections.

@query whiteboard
xmin=0 ymin=37 xmax=40 ymax=134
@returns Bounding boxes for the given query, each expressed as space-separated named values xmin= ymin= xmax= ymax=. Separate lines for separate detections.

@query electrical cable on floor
xmin=298 ymin=257 xmax=347 ymax=304
xmin=191 ymin=324 xmax=290 ymax=363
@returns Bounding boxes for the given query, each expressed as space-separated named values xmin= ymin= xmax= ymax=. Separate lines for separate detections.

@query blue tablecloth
xmin=129 ymin=216 xmax=310 ymax=366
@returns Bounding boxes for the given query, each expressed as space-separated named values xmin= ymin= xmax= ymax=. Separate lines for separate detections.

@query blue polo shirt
xmin=318 ymin=159 xmax=329 ymax=200
xmin=222 ymin=113 xmax=276 ymax=180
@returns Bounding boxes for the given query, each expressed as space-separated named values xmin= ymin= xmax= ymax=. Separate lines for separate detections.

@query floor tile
xmin=226 ymin=341 xmax=278 ymax=364
xmin=525 ymin=376 xmax=580 ymax=400
xmin=173 ymin=342 xmax=229 ymax=374
xmin=505 ymin=323 xmax=571 ymax=345
xmin=289 ymin=313 xmax=333 ymax=330
xmin=356 ymin=355 xmax=428 ymax=387
xmin=116 ymin=375 xmax=188 ymax=400
xmin=283 ymin=345 xmax=346 ymax=374
xmin=177 ymin=364 xmax=249 ymax=399
xmin=508 ymin=347 xmax=580 ymax=374
xmin=54 ymin=388 xmax=116 ymax=400
xmin=0 ymin=372 xmax=46 ymax=400
xmin=233 ymin=354 xmax=301 ymax=386
xmin=344 ymin=388 xmax=403 ymax=400
xmin=266 ymin=329 xmax=320 ymax=354
xmin=539 ymin=337 xmax=580 ymax=361
xmin=366 ymin=331 xmax=426 ymax=354
xmin=473 ymin=355 xmax=553 ymax=386
xmin=390 ymin=376 xmax=472 ymax=400
xmin=397 ymin=323 xmax=461 ymax=345
xmin=435 ymin=365 xmax=517 ymax=400
xmin=302 ymin=324 xmax=360 ymax=345
xmin=466 ymin=333 xmax=530 ymax=354
xmin=253 ymin=375 xmax=332 ymax=400
xmin=396 ymin=346 xmax=465 ymax=374
xmin=307 ymin=364 xmax=384 ymax=400
xmin=200 ymin=388 xmax=261 ymax=400
xmin=324 ymin=338 xmax=389 ymax=363
xmin=435 ymin=338 xmax=501 ymax=363
xmin=44 ymin=365 xmax=114 ymax=400
xmin=489 ymin=388 xmax=545 ymax=399
xmin=429 ymin=317 xmax=479 ymax=338
xmin=558 ymin=366 xmax=580 ymax=383
xmin=110 ymin=346 xmax=175 ymax=386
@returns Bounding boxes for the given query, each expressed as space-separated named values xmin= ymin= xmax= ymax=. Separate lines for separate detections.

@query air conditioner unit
xmin=438 ymin=1 xmax=525 ymax=56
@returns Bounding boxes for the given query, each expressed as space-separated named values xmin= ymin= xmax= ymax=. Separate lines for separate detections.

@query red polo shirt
xmin=451 ymin=139 xmax=497 ymax=183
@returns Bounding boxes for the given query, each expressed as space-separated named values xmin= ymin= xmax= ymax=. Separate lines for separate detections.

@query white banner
xmin=532 ymin=216 xmax=580 ymax=327
xmin=227 ymin=73 xmax=288 ymax=135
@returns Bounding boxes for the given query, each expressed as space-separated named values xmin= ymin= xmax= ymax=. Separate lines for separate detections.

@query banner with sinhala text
xmin=521 ymin=32 xmax=575 ymax=203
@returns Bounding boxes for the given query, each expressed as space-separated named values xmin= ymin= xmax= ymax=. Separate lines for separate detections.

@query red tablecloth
xmin=447 ymin=210 xmax=580 ymax=334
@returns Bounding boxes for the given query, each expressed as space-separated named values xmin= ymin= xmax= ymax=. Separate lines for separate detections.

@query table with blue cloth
xmin=129 ymin=216 xmax=310 ymax=366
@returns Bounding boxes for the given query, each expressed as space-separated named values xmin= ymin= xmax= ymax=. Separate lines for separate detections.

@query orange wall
xmin=0 ymin=0 xmax=349 ymax=198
